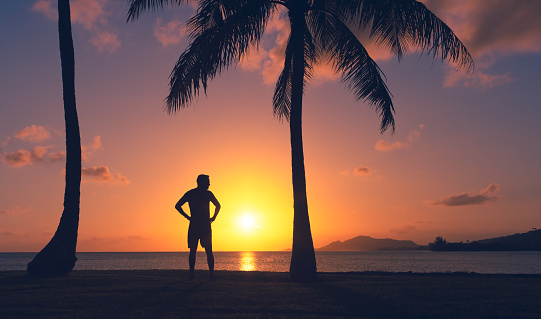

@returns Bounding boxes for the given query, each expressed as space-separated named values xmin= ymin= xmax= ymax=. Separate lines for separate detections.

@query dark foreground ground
xmin=1 ymin=270 xmax=540 ymax=318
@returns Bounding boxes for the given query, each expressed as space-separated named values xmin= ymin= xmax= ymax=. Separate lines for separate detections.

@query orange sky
xmin=1 ymin=0 xmax=541 ymax=252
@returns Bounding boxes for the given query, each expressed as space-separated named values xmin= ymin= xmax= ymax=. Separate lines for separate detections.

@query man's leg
xmin=204 ymin=246 xmax=214 ymax=280
xmin=189 ymin=246 xmax=197 ymax=279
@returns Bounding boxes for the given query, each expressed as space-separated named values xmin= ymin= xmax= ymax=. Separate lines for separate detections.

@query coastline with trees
xmin=429 ymin=229 xmax=541 ymax=251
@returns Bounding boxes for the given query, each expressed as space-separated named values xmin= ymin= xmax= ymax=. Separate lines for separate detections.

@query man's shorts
xmin=188 ymin=221 xmax=212 ymax=249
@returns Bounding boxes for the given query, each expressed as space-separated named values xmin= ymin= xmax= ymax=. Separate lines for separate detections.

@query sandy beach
xmin=1 ymin=270 xmax=540 ymax=318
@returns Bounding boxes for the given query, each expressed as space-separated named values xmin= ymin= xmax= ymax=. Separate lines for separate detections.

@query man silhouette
xmin=175 ymin=174 xmax=221 ymax=280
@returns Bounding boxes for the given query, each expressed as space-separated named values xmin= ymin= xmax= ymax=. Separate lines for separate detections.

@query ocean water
xmin=2 ymin=251 xmax=541 ymax=274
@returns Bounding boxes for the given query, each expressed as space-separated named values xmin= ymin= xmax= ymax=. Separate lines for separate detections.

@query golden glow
xmin=239 ymin=251 xmax=255 ymax=271
xmin=239 ymin=213 xmax=257 ymax=230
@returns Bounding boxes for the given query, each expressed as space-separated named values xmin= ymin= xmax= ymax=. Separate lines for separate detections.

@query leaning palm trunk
xmin=288 ymin=5 xmax=317 ymax=282
xmin=28 ymin=0 xmax=81 ymax=275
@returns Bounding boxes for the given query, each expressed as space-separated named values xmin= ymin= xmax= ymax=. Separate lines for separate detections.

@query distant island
xmin=317 ymin=235 xmax=424 ymax=251
xmin=316 ymin=229 xmax=541 ymax=252
xmin=428 ymin=229 xmax=541 ymax=251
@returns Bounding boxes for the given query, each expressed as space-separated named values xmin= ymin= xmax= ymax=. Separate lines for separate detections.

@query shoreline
xmin=2 ymin=270 xmax=540 ymax=318
xmin=4 ymin=251 xmax=541 ymax=274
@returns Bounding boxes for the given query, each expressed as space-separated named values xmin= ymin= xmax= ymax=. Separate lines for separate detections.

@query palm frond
xmin=273 ymin=12 xmax=318 ymax=122
xmin=185 ymin=0 xmax=225 ymax=38
xmin=186 ymin=0 xmax=272 ymax=38
xmin=336 ymin=0 xmax=474 ymax=71
xmin=306 ymin=0 xmax=338 ymax=50
xmin=127 ymin=0 xmax=193 ymax=22
xmin=327 ymin=18 xmax=395 ymax=133
xmin=303 ymin=20 xmax=318 ymax=85
xmin=166 ymin=0 xmax=276 ymax=113
xmin=273 ymin=34 xmax=294 ymax=121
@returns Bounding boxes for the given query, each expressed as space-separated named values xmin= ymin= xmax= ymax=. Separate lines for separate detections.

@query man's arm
xmin=210 ymin=193 xmax=221 ymax=223
xmin=175 ymin=194 xmax=191 ymax=220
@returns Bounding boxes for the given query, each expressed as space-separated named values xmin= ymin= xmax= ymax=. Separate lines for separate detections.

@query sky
xmin=1 ymin=0 xmax=540 ymax=252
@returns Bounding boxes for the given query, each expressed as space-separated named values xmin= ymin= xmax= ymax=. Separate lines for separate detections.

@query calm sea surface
xmin=2 ymin=251 xmax=541 ymax=273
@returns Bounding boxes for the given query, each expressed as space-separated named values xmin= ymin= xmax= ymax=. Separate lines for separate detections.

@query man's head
xmin=196 ymin=174 xmax=210 ymax=189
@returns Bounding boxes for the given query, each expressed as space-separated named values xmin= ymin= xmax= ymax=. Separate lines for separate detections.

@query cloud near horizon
xmin=32 ymin=0 xmax=121 ymax=54
xmin=1 ymin=131 xmax=130 ymax=184
xmin=426 ymin=183 xmax=501 ymax=207
xmin=340 ymin=165 xmax=385 ymax=181
xmin=82 ymin=166 xmax=130 ymax=185
xmin=353 ymin=166 xmax=373 ymax=176
xmin=390 ymin=225 xmax=417 ymax=236
xmin=0 ymin=206 xmax=33 ymax=216
xmin=2 ymin=146 xmax=52 ymax=167
xmin=1 ymin=134 xmax=105 ymax=167
xmin=375 ymin=125 xmax=424 ymax=152
xmin=77 ymin=234 xmax=149 ymax=251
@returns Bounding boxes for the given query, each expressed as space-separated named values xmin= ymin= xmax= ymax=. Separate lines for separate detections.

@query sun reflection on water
xmin=239 ymin=251 xmax=256 ymax=271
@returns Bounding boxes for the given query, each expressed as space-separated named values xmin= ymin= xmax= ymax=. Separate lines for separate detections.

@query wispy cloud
xmin=240 ymin=9 xmax=396 ymax=86
xmin=0 ymin=206 xmax=33 ymax=216
xmin=1 ymin=134 xmax=105 ymax=167
xmin=340 ymin=165 xmax=384 ymax=181
xmin=422 ymin=0 xmax=541 ymax=57
xmin=14 ymin=125 xmax=52 ymax=142
xmin=426 ymin=183 xmax=501 ymax=207
xmin=89 ymin=30 xmax=121 ymax=54
xmin=31 ymin=0 xmax=56 ymax=19
xmin=2 ymin=127 xmax=130 ymax=185
xmin=32 ymin=0 xmax=121 ymax=54
xmin=375 ymin=125 xmax=424 ymax=152
xmin=78 ymin=234 xmax=149 ymax=250
xmin=421 ymin=0 xmax=541 ymax=89
xmin=154 ymin=18 xmax=186 ymax=48
xmin=82 ymin=166 xmax=130 ymax=184
xmin=2 ymin=125 xmax=57 ymax=147
xmin=0 ymin=229 xmax=24 ymax=237
xmin=390 ymin=225 xmax=417 ymax=236
xmin=71 ymin=0 xmax=108 ymax=30
xmin=2 ymin=146 xmax=52 ymax=167
xmin=48 ymin=151 xmax=66 ymax=162
xmin=353 ymin=166 xmax=373 ymax=176
xmin=82 ymin=135 xmax=104 ymax=160
xmin=240 ymin=11 xmax=290 ymax=85
xmin=443 ymin=67 xmax=515 ymax=89
xmin=33 ymin=0 xmax=108 ymax=30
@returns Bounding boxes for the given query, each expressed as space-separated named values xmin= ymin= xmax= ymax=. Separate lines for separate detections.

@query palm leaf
xmin=166 ymin=0 xmax=276 ymax=113
xmin=273 ymin=11 xmax=318 ymax=121
xmin=336 ymin=0 xmax=474 ymax=71
xmin=273 ymin=34 xmax=294 ymax=121
xmin=127 ymin=0 xmax=194 ymax=21
xmin=306 ymin=0 xmax=338 ymax=50
xmin=327 ymin=17 xmax=395 ymax=133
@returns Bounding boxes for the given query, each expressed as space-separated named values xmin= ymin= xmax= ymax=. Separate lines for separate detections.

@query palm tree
xmin=127 ymin=0 xmax=473 ymax=281
xmin=28 ymin=0 xmax=82 ymax=275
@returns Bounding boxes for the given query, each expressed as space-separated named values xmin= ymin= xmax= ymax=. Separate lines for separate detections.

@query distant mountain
xmin=429 ymin=229 xmax=541 ymax=251
xmin=317 ymin=235 xmax=423 ymax=251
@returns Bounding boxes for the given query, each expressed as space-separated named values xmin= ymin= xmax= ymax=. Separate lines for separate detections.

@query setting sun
xmin=239 ymin=214 xmax=257 ymax=230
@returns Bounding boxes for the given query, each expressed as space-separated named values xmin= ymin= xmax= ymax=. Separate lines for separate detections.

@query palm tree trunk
xmin=288 ymin=6 xmax=317 ymax=282
xmin=27 ymin=0 xmax=81 ymax=276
